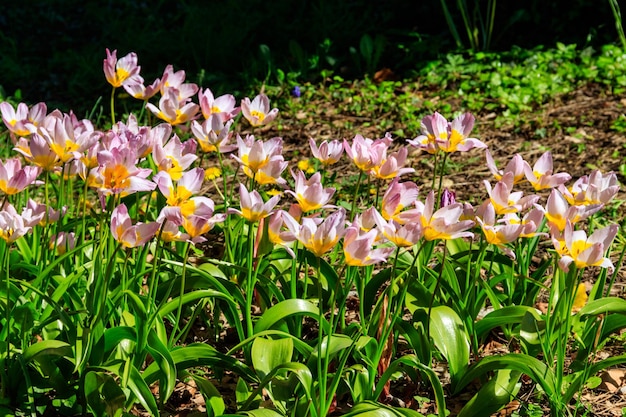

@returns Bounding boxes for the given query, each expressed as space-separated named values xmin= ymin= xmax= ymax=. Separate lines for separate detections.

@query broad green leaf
xmin=242 ymin=409 xmax=285 ymax=417
xmin=103 ymin=326 xmax=136 ymax=355
xmin=242 ymin=362 xmax=313 ymax=411
xmin=84 ymin=371 xmax=126 ymax=417
xmin=374 ymin=355 xmax=445 ymax=417
xmin=577 ymin=297 xmax=626 ymax=317
xmin=343 ymin=400 xmax=425 ymax=416
xmin=428 ymin=305 xmax=470 ymax=388
xmin=475 ymin=305 xmax=538 ymax=339
xmin=145 ymin=329 xmax=177 ymax=403
xmin=311 ymin=334 xmax=354 ymax=360
xmin=126 ymin=365 xmax=159 ymax=417
xmin=454 ymin=354 xmax=557 ymax=399
xmin=181 ymin=371 xmax=226 ymax=417
xmin=142 ymin=343 xmax=257 ymax=385
xmin=253 ymin=299 xmax=329 ymax=334
xmin=251 ymin=337 xmax=294 ymax=380
xmin=227 ymin=330 xmax=314 ymax=358
xmin=519 ymin=310 xmax=545 ymax=356
xmin=457 ymin=370 xmax=521 ymax=417
xmin=23 ymin=340 xmax=72 ymax=364
xmin=343 ymin=364 xmax=371 ymax=404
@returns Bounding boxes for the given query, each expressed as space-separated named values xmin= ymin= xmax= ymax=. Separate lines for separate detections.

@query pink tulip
xmin=0 ymin=102 xmax=46 ymax=136
xmin=285 ymin=170 xmax=335 ymax=213
xmin=111 ymin=204 xmax=160 ymax=248
xmin=558 ymin=221 xmax=619 ymax=272
xmin=309 ymin=139 xmax=344 ymax=165
xmin=103 ymin=48 xmax=141 ymax=88
xmin=485 ymin=149 xmax=528 ymax=184
xmin=524 ymin=151 xmax=571 ymax=190
xmin=229 ymin=184 xmax=280 ymax=223
xmin=241 ymin=94 xmax=279 ymax=126
xmin=198 ymin=88 xmax=240 ymax=122
xmin=0 ymin=158 xmax=40 ymax=195
xmin=298 ymin=209 xmax=347 ymax=257
xmin=191 ymin=115 xmax=236 ymax=154
xmin=0 ymin=204 xmax=31 ymax=243
xmin=559 ymin=170 xmax=620 ymax=206
xmin=343 ymin=223 xmax=393 ymax=266
xmin=146 ymin=87 xmax=199 ymax=125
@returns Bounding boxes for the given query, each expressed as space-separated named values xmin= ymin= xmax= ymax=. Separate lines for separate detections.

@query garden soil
xmin=149 ymin=82 xmax=626 ymax=416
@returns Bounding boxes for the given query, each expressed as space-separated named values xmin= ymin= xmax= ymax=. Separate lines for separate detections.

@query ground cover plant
xmin=0 ymin=46 xmax=625 ymax=417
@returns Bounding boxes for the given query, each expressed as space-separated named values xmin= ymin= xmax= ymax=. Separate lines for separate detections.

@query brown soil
xmin=158 ymin=82 xmax=626 ymax=416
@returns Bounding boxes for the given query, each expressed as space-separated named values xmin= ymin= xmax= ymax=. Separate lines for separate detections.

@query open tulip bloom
xmin=230 ymin=183 xmax=280 ymax=223
xmin=523 ymin=151 xmax=571 ymax=190
xmin=0 ymin=101 xmax=46 ymax=137
xmin=557 ymin=221 xmax=619 ymax=272
xmin=110 ymin=203 xmax=160 ymax=248
xmin=103 ymin=48 xmax=141 ymax=88
xmin=241 ymin=94 xmax=279 ymax=126
xmin=285 ymin=170 xmax=335 ymax=213
xmin=309 ymin=138 xmax=344 ymax=165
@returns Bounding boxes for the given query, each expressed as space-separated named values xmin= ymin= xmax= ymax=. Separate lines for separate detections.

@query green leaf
xmin=251 ymin=337 xmax=294 ymax=380
xmin=343 ymin=400 xmax=425 ymax=416
xmin=23 ymin=340 xmax=72 ymax=364
xmin=454 ymin=354 xmax=557 ymax=399
xmin=253 ymin=299 xmax=329 ymax=334
xmin=84 ymin=371 xmax=126 ymax=417
xmin=428 ymin=305 xmax=470 ymax=388
xmin=475 ymin=306 xmax=538 ymax=339
xmin=457 ymin=370 xmax=521 ymax=417
xmin=142 ymin=343 xmax=257 ymax=385
xmin=145 ymin=329 xmax=177 ymax=403
xmin=577 ymin=297 xmax=626 ymax=317
xmin=181 ymin=371 xmax=226 ymax=417
xmin=127 ymin=365 xmax=159 ymax=417
xmin=242 ymin=362 xmax=313 ymax=411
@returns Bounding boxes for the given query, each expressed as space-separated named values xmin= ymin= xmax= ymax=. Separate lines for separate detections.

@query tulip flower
xmin=160 ymin=220 xmax=191 ymax=243
xmin=542 ymin=189 xmax=602 ymax=232
xmin=485 ymin=149 xmax=528 ymax=184
xmin=440 ymin=112 xmax=487 ymax=153
xmin=309 ymin=139 xmax=344 ymax=165
xmin=298 ymin=209 xmax=347 ymax=257
xmin=50 ymin=232 xmax=76 ymax=255
xmin=229 ymin=184 xmax=280 ymax=223
xmin=407 ymin=112 xmax=447 ymax=154
xmin=241 ymin=94 xmax=279 ymax=126
xmin=285 ymin=170 xmax=335 ymax=212
xmin=484 ymin=172 xmax=540 ymax=215
xmin=558 ymin=221 xmax=618 ymax=272
xmin=268 ymin=210 xmax=300 ymax=257
xmin=343 ymin=134 xmax=388 ymax=172
xmin=160 ymin=65 xmax=198 ymax=98
xmin=371 ymin=146 xmax=415 ymax=180
xmin=343 ymin=223 xmax=394 ymax=266
xmin=416 ymin=191 xmax=474 ymax=241
xmin=122 ymin=75 xmax=161 ymax=101
xmin=0 ymin=102 xmax=46 ymax=136
xmin=232 ymin=135 xmax=285 ymax=183
xmin=380 ymin=179 xmax=419 ymax=222
xmin=103 ymin=48 xmax=141 ymax=88
xmin=475 ymin=202 xmax=523 ymax=258
xmin=559 ymin=170 xmax=620 ymax=206
xmin=0 ymin=158 xmax=40 ymax=195
xmin=253 ymin=158 xmax=288 ymax=186
xmin=111 ymin=204 xmax=160 ymax=248
xmin=154 ymin=168 xmax=205 ymax=217
xmin=152 ymin=134 xmax=198 ymax=181
xmin=178 ymin=198 xmax=226 ymax=244
xmin=198 ymin=88 xmax=240 ymax=122
xmin=524 ymin=151 xmax=571 ymax=190
xmin=370 ymin=207 xmax=423 ymax=247
xmin=191 ymin=115 xmax=236 ymax=154
xmin=0 ymin=204 xmax=31 ymax=243
xmin=92 ymin=147 xmax=155 ymax=197
xmin=146 ymin=87 xmax=200 ymax=125
xmin=40 ymin=113 xmax=101 ymax=164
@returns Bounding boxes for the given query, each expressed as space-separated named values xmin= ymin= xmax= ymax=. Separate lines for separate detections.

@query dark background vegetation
xmin=0 ymin=0 xmax=620 ymax=114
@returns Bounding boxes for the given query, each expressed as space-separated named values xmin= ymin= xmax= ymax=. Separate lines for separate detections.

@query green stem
xmin=171 ymin=241 xmax=192 ymax=346
xmin=349 ymin=171 xmax=365 ymax=221
xmin=110 ymin=86 xmax=117 ymax=127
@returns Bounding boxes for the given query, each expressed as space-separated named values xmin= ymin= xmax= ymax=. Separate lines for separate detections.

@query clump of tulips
xmin=0 ymin=48 xmax=623 ymax=417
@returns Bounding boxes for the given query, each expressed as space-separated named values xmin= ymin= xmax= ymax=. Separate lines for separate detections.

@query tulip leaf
xmin=454 ymin=353 xmax=557 ymax=399
xmin=180 ymin=370 xmax=226 ymax=417
xmin=23 ymin=340 xmax=72 ymax=364
xmin=253 ymin=299 xmax=329 ymax=334
xmin=577 ymin=296 xmax=626 ymax=317
xmin=475 ymin=305 xmax=538 ymax=339
xmin=251 ymin=337 xmax=294 ymax=380
xmin=343 ymin=400 xmax=425 ymax=416
xmin=145 ymin=329 xmax=177 ymax=403
xmin=127 ymin=364 xmax=159 ymax=417
xmin=84 ymin=371 xmax=126 ymax=417
xmin=428 ymin=305 xmax=470 ymax=388
xmin=457 ymin=370 xmax=521 ymax=417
